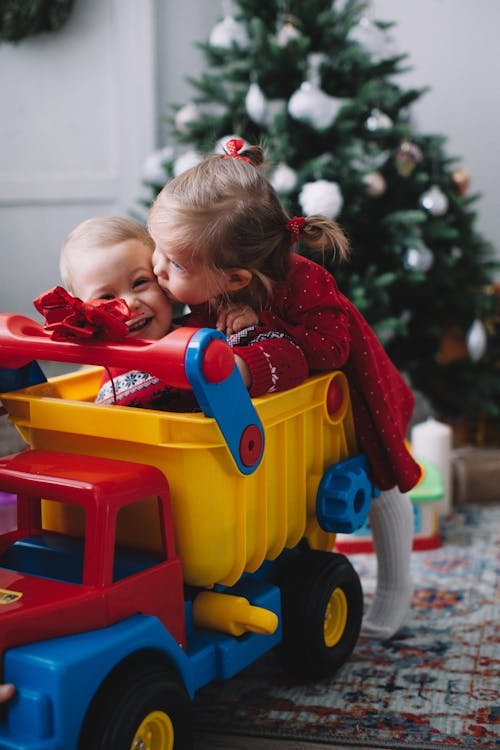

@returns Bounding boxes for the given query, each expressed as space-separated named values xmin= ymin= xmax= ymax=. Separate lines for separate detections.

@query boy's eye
xmin=171 ymin=260 xmax=184 ymax=271
xmin=99 ymin=293 xmax=115 ymax=300
xmin=133 ymin=277 xmax=149 ymax=289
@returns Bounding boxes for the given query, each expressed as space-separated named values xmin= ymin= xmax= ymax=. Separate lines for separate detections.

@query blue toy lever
xmin=184 ymin=329 xmax=265 ymax=475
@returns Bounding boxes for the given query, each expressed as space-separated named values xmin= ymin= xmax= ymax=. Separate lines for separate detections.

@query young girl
xmin=148 ymin=139 xmax=421 ymax=639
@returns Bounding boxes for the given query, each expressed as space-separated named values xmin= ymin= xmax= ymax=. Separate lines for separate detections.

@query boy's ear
xmin=223 ymin=268 xmax=253 ymax=291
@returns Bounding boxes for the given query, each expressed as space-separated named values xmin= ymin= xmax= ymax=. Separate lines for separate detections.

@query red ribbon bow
xmin=286 ymin=216 xmax=306 ymax=244
xmin=223 ymin=138 xmax=250 ymax=162
xmin=33 ymin=286 xmax=134 ymax=341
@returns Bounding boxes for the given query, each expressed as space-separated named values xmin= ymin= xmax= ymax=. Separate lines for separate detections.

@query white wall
xmin=0 ymin=0 xmax=157 ymax=316
xmin=372 ymin=0 xmax=500 ymax=263
xmin=1 ymin=0 xmax=498 ymax=318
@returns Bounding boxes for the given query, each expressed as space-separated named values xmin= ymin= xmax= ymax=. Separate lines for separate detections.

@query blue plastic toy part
xmin=0 ymin=361 xmax=46 ymax=393
xmin=316 ymin=454 xmax=377 ymax=534
xmin=2 ymin=615 xmax=183 ymax=750
xmin=184 ymin=328 xmax=265 ymax=475
xmin=1 ymin=590 xmax=282 ymax=749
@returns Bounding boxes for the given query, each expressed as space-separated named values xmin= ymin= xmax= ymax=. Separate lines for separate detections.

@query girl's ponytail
xmin=286 ymin=214 xmax=350 ymax=262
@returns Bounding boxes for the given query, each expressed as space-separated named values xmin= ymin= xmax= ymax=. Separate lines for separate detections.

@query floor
xmin=0 ymin=366 xmax=375 ymax=750
xmin=195 ymin=736 xmax=373 ymax=749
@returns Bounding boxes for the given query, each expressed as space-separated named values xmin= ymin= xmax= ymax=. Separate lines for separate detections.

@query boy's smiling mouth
xmin=127 ymin=314 xmax=151 ymax=334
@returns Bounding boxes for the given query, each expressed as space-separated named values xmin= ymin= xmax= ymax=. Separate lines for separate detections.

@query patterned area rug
xmin=194 ymin=506 xmax=500 ymax=749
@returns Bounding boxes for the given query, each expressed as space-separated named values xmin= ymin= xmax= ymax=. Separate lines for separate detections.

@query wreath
xmin=0 ymin=0 xmax=75 ymax=43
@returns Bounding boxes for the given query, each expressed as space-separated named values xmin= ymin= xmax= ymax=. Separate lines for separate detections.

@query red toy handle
xmin=0 ymin=314 xmax=234 ymax=388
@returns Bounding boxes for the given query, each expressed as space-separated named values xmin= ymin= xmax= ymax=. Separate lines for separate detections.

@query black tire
xmin=276 ymin=548 xmax=363 ymax=679
xmin=79 ymin=652 xmax=192 ymax=750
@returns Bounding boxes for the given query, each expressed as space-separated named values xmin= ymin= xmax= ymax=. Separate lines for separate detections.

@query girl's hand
xmin=216 ymin=304 xmax=259 ymax=335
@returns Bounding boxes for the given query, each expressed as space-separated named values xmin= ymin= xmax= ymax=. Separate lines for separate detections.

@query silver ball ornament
xmin=365 ymin=108 xmax=393 ymax=132
xmin=466 ymin=319 xmax=488 ymax=361
xmin=403 ymin=245 xmax=434 ymax=273
xmin=419 ymin=185 xmax=449 ymax=216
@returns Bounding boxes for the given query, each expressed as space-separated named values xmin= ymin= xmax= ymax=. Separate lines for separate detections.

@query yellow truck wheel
xmin=275 ymin=548 xmax=363 ymax=679
xmin=79 ymin=656 xmax=192 ymax=750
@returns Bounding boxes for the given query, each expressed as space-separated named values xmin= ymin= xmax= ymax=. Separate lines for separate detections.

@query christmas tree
xmin=139 ymin=0 xmax=498 ymax=441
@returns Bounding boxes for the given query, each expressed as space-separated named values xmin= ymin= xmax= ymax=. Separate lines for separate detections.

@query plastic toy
xmin=335 ymin=457 xmax=444 ymax=554
xmin=0 ymin=313 xmax=379 ymax=750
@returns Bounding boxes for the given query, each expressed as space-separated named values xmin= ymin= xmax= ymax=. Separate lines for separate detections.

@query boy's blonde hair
xmin=148 ymin=143 xmax=350 ymax=307
xmin=60 ymin=216 xmax=154 ymax=293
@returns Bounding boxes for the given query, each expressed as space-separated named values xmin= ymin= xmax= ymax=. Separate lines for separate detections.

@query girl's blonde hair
xmin=60 ymin=215 xmax=153 ymax=292
xmin=148 ymin=143 xmax=350 ymax=308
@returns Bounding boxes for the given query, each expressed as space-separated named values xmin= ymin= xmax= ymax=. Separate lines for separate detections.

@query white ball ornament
xmin=209 ymin=15 xmax=248 ymax=50
xmin=142 ymin=146 xmax=174 ymax=183
xmin=299 ymin=180 xmax=343 ymax=219
xmin=288 ymin=84 xmax=345 ymax=130
xmin=288 ymin=52 xmax=346 ymax=131
xmin=174 ymin=103 xmax=200 ymax=134
xmin=245 ymin=82 xmax=268 ymax=125
xmin=276 ymin=21 xmax=301 ymax=47
xmin=173 ymin=150 xmax=203 ymax=177
xmin=271 ymin=163 xmax=298 ymax=195
xmin=349 ymin=16 xmax=393 ymax=62
xmin=466 ymin=319 xmax=488 ymax=361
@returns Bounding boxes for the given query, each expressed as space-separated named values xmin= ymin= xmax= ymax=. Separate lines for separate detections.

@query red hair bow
xmin=33 ymin=286 xmax=133 ymax=341
xmin=223 ymin=138 xmax=250 ymax=162
xmin=286 ymin=216 xmax=306 ymax=244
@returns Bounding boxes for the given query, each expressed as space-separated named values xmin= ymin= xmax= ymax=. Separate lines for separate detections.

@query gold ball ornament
xmin=452 ymin=168 xmax=471 ymax=197
xmin=395 ymin=140 xmax=423 ymax=177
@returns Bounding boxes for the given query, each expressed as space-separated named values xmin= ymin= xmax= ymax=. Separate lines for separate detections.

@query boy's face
xmin=70 ymin=238 xmax=173 ymax=339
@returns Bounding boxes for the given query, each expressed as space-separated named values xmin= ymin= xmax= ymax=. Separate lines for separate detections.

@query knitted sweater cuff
xmin=232 ymin=344 xmax=274 ymax=397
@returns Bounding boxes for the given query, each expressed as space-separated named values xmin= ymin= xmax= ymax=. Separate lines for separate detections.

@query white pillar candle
xmin=411 ymin=417 xmax=452 ymax=515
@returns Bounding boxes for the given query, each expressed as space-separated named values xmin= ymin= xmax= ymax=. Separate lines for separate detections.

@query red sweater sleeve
xmin=231 ymin=334 xmax=308 ymax=397
xmin=185 ymin=308 xmax=309 ymax=397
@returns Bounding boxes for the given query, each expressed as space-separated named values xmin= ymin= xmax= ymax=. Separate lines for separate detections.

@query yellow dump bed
xmin=2 ymin=365 xmax=357 ymax=587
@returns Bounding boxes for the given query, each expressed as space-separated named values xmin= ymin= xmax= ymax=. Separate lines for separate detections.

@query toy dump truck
xmin=0 ymin=313 xmax=377 ymax=750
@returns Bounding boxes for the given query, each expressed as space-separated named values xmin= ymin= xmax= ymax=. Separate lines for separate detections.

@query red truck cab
xmin=0 ymin=449 xmax=186 ymax=670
